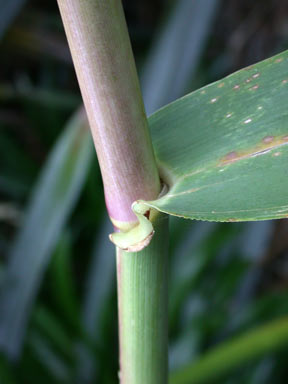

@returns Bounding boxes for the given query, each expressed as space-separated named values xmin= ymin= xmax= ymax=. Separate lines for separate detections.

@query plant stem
xmin=57 ymin=0 xmax=160 ymax=228
xmin=117 ymin=212 xmax=169 ymax=384
xmin=57 ymin=1 xmax=169 ymax=383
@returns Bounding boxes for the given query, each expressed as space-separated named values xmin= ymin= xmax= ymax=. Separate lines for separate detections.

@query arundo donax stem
xmin=57 ymin=1 xmax=168 ymax=383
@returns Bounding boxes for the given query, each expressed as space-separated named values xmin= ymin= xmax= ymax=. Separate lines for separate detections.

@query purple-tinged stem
xmin=57 ymin=0 xmax=160 ymax=228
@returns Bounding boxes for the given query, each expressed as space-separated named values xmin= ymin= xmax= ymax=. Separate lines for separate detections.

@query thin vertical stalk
xmin=57 ymin=1 xmax=168 ymax=383
xmin=117 ymin=212 xmax=168 ymax=384
xmin=57 ymin=0 xmax=160 ymax=228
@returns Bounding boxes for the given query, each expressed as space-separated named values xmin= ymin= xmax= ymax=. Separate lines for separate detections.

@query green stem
xmin=117 ymin=212 xmax=169 ymax=384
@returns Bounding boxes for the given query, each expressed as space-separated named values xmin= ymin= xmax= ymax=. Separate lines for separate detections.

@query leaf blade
xmin=0 ymin=109 xmax=92 ymax=359
xmin=169 ymin=317 xmax=288 ymax=384
xmin=145 ymin=50 xmax=288 ymax=221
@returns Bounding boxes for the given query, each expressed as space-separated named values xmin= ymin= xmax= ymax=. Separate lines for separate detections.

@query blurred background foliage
xmin=1 ymin=0 xmax=288 ymax=383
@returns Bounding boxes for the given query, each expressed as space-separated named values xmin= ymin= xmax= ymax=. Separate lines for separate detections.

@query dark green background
xmin=1 ymin=1 xmax=288 ymax=383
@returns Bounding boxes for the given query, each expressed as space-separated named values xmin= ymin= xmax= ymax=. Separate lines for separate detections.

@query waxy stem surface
xmin=57 ymin=0 xmax=160 ymax=230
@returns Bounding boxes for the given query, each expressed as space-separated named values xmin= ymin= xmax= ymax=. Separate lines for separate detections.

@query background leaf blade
xmin=170 ymin=317 xmax=288 ymax=384
xmin=0 ymin=109 xmax=92 ymax=359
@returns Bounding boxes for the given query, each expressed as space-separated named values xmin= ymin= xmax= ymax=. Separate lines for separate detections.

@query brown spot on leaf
xmin=223 ymin=151 xmax=239 ymax=161
xmin=262 ymin=136 xmax=274 ymax=144
xmin=219 ymin=134 xmax=288 ymax=166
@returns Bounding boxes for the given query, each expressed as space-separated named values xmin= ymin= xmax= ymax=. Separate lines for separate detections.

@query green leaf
xmin=142 ymin=50 xmax=288 ymax=222
xmin=76 ymin=216 xmax=115 ymax=382
xmin=28 ymin=330 xmax=72 ymax=382
xmin=169 ymin=317 xmax=288 ymax=384
xmin=49 ymin=232 xmax=80 ymax=331
xmin=32 ymin=306 xmax=75 ymax=363
xmin=0 ymin=355 xmax=16 ymax=384
xmin=0 ymin=109 xmax=92 ymax=359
